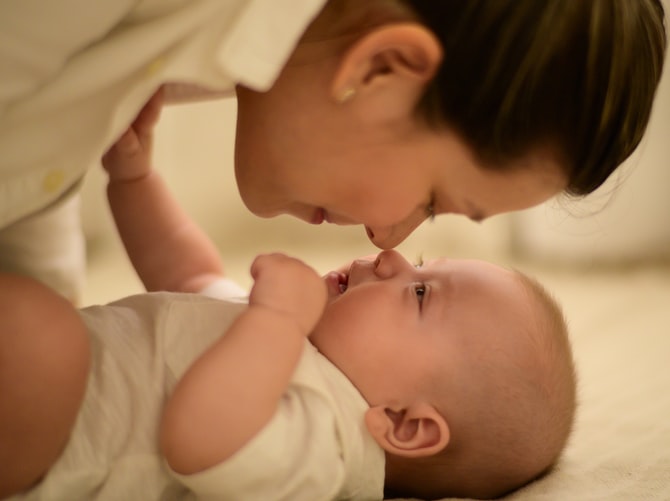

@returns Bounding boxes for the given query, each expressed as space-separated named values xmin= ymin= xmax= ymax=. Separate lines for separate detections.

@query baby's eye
xmin=414 ymin=283 xmax=426 ymax=308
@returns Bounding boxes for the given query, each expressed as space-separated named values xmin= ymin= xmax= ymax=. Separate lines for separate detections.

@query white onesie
xmin=9 ymin=282 xmax=384 ymax=501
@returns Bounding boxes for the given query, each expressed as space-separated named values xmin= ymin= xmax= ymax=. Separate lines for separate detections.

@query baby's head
xmin=312 ymin=250 xmax=576 ymax=499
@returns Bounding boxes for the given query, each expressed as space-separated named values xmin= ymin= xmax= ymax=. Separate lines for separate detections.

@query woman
xmin=0 ymin=0 xmax=666 ymax=298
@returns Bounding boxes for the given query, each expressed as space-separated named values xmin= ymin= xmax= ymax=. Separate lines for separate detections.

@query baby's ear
xmin=365 ymin=403 xmax=449 ymax=458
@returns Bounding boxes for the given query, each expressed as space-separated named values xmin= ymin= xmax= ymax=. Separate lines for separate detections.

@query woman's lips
xmin=311 ymin=208 xmax=325 ymax=225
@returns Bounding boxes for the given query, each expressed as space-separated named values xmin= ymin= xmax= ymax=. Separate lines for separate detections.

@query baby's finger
xmin=133 ymin=88 xmax=164 ymax=136
xmin=101 ymin=128 xmax=140 ymax=171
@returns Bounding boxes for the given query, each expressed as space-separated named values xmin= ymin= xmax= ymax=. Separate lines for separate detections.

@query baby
xmin=0 ymin=253 xmax=576 ymax=501
xmin=0 ymin=100 xmax=576 ymax=500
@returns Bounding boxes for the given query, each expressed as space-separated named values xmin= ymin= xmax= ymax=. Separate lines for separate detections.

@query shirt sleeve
xmin=0 ymin=0 xmax=134 ymax=107
xmin=167 ymin=385 xmax=345 ymax=501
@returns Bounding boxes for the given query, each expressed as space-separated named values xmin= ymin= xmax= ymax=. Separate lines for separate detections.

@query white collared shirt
xmin=0 ymin=0 xmax=326 ymax=227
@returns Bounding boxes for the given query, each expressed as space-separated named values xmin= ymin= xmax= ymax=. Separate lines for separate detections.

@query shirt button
xmin=145 ymin=57 xmax=165 ymax=77
xmin=43 ymin=169 xmax=65 ymax=193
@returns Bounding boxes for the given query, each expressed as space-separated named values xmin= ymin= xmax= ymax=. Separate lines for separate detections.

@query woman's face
xmin=313 ymin=250 xmax=535 ymax=406
xmin=234 ymin=63 xmax=566 ymax=249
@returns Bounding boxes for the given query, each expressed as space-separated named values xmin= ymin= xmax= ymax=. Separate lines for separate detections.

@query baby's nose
xmin=373 ymin=249 xmax=408 ymax=278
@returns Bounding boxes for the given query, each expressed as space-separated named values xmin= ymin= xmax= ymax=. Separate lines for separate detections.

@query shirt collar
xmin=215 ymin=0 xmax=328 ymax=91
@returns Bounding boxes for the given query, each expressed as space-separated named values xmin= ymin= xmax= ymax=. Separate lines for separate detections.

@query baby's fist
xmin=249 ymin=253 xmax=327 ymax=335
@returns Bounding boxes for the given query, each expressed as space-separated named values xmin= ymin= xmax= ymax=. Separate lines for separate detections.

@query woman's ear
xmin=365 ymin=403 xmax=450 ymax=458
xmin=330 ymin=23 xmax=442 ymax=121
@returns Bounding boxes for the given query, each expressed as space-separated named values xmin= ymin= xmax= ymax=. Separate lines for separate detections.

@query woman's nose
xmin=365 ymin=212 xmax=427 ymax=250
xmin=373 ymin=249 xmax=409 ymax=279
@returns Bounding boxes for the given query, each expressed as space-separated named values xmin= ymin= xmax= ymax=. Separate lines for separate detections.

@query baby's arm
xmin=160 ymin=253 xmax=327 ymax=474
xmin=101 ymin=88 xmax=223 ymax=292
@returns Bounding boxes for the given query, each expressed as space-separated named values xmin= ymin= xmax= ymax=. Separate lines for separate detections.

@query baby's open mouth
xmin=339 ymin=273 xmax=348 ymax=293
xmin=324 ymin=271 xmax=348 ymax=299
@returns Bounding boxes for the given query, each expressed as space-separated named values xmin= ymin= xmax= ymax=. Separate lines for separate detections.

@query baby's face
xmin=311 ymin=250 xmax=534 ymax=405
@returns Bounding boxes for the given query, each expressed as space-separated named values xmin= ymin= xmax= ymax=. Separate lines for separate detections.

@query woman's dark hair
xmin=404 ymin=0 xmax=667 ymax=195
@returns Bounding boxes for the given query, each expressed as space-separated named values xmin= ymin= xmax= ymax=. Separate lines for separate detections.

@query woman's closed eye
xmin=425 ymin=198 xmax=436 ymax=222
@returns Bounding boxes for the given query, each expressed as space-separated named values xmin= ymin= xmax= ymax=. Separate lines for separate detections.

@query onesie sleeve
xmin=197 ymin=277 xmax=248 ymax=301
xmin=167 ymin=384 xmax=345 ymax=501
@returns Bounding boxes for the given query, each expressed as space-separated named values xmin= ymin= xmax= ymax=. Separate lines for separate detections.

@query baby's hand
xmin=249 ymin=253 xmax=327 ymax=335
xmin=102 ymin=88 xmax=163 ymax=182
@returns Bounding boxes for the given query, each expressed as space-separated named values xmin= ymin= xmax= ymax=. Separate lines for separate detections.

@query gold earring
xmin=337 ymin=87 xmax=356 ymax=103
